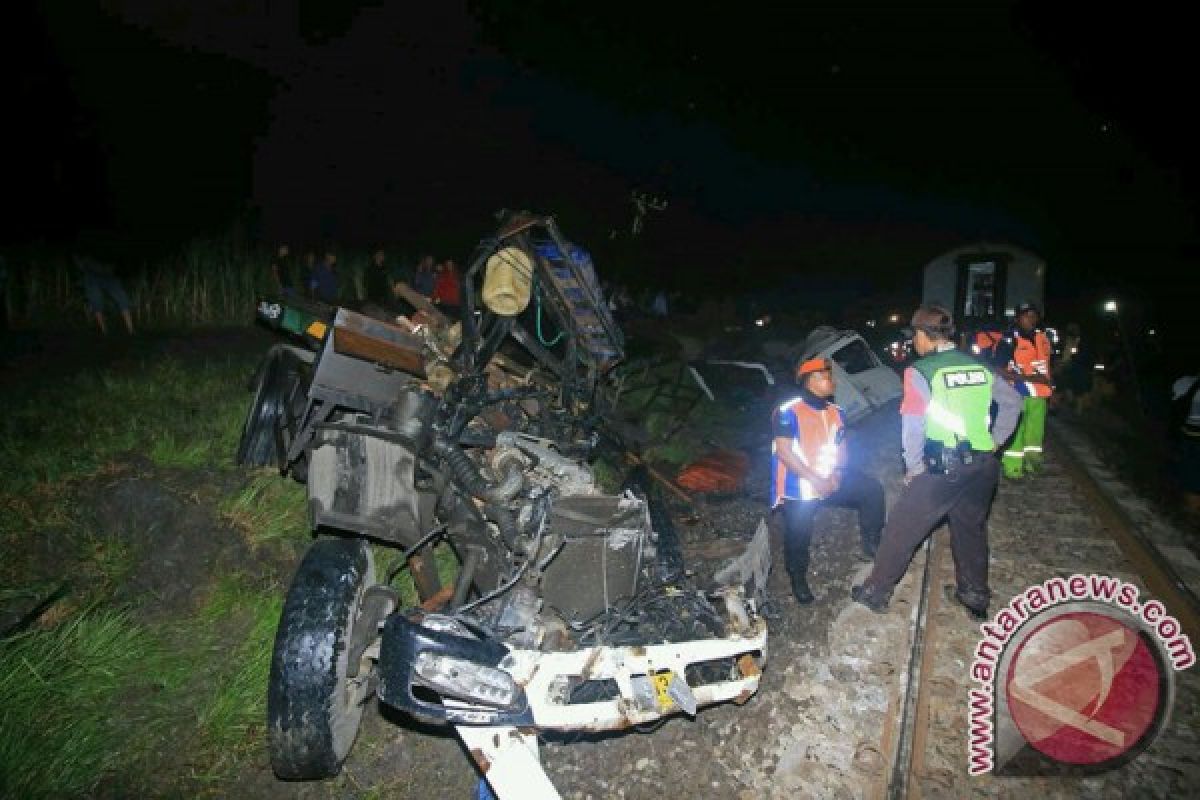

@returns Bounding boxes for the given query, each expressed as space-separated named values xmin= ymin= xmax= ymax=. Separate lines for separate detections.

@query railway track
xmin=885 ymin=426 xmax=1200 ymax=798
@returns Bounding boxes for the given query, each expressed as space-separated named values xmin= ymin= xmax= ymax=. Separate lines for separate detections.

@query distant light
xmin=1070 ymin=346 xmax=1078 ymax=355
xmin=866 ymin=319 xmax=877 ymax=328
xmin=755 ymin=317 xmax=766 ymax=327
xmin=1004 ymin=308 xmax=1016 ymax=318
xmin=1104 ymin=300 xmax=1118 ymax=313
xmin=1148 ymin=328 xmax=1156 ymax=336
xmin=888 ymin=313 xmax=901 ymax=324
xmin=1094 ymin=363 xmax=1106 ymax=371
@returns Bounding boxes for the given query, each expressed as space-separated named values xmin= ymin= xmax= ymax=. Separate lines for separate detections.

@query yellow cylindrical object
xmin=482 ymin=247 xmax=533 ymax=316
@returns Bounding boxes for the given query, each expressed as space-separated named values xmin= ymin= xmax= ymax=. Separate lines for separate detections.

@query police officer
xmin=852 ymin=305 xmax=1021 ymax=620
xmin=999 ymin=302 xmax=1054 ymax=478
xmin=772 ymin=357 xmax=885 ymax=604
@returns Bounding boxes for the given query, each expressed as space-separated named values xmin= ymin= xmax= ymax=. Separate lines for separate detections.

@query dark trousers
xmin=781 ymin=468 xmax=885 ymax=576
xmin=862 ymin=457 xmax=999 ymax=597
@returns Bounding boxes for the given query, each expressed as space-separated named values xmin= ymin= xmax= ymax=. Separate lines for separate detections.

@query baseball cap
xmin=1015 ymin=301 xmax=1040 ymax=316
xmin=902 ymin=305 xmax=955 ymax=338
xmin=796 ymin=357 xmax=832 ymax=376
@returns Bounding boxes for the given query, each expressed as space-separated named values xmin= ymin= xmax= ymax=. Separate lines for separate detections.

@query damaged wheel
xmin=268 ymin=537 xmax=377 ymax=780
xmin=236 ymin=345 xmax=305 ymax=468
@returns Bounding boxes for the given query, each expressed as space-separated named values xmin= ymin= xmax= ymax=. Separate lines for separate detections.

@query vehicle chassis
xmin=243 ymin=213 xmax=770 ymax=799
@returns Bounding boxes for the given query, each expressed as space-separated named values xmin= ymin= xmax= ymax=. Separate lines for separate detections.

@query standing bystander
xmin=75 ymin=254 xmax=134 ymax=335
xmin=432 ymin=259 xmax=461 ymax=313
xmin=309 ymin=249 xmax=340 ymax=304
xmin=412 ymin=254 xmax=436 ymax=298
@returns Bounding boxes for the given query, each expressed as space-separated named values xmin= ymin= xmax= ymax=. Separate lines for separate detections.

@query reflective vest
xmin=972 ymin=329 xmax=1004 ymax=365
xmin=1007 ymin=329 xmax=1053 ymax=398
xmin=771 ymin=396 xmax=845 ymax=503
xmin=913 ymin=349 xmax=996 ymax=452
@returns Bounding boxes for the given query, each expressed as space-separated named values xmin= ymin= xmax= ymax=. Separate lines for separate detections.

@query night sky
xmin=8 ymin=1 xmax=1198 ymax=334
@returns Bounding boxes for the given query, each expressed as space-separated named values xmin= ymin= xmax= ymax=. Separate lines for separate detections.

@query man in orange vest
xmin=771 ymin=357 xmax=885 ymax=604
xmin=1000 ymin=302 xmax=1054 ymax=478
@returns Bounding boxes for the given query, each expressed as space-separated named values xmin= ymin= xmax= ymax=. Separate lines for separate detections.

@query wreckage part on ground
xmin=676 ymin=449 xmax=751 ymax=493
xmin=801 ymin=328 xmax=902 ymax=422
xmin=377 ymin=600 xmax=767 ymax=730
xmin=705 ymin=359 xmax=776 ymax=386
xmin=457 ymin=725 xmax=559 ymax=800
xmin=510 ymin=622 xmax=767 ymax=731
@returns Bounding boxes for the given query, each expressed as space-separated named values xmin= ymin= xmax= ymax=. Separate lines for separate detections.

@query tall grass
xmin=188 ymin=578 xmax=283 ymax=776
xmin=3 ymin=235 xmax=380 ymax=330
xmin=0 ymin=579 xmax=286 ymax=797
xmin=0 ymin=611 xmax=152 ymax=798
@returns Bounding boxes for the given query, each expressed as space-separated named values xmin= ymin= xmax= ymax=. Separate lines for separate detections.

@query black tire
xmin=237 ymin=345 xmax=306 ymax=468
xmin=268 ymin=537 xmax=376 ymax=780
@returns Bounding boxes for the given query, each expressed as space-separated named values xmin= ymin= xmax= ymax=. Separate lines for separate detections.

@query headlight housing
xmin=414 ymin=652 xmax=519 ymax=708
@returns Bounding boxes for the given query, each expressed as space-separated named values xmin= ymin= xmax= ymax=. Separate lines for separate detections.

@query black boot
xmin=945 ymin=585 xmax=989 ymax=622
xmin=783 ymin=511 xmax=815 ymax=604
xmin=851 ymin=583 xmax=890 ymax=613
xmin=789 ymin=570 xmax=815 ymax=604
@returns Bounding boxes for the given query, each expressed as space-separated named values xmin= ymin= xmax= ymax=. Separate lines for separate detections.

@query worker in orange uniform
xmin=971 ymin=320 xmax=1006 ymax=369
xmin=1000 ymin=302 xmax=1053 ymax=478
xmin=771 ymin=358 xmax=885 ymax=604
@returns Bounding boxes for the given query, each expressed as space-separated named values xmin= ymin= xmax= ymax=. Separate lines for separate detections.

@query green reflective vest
xmin=912 ymin=348 xmax=995 ymax=451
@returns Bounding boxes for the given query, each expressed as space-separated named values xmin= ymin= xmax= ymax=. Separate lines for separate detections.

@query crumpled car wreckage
xmin=239 ymin=212 xmax=769 ymax=798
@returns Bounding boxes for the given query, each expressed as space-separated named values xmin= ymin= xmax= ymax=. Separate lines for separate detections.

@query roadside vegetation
xmin=0 ymin=342 xmax=305 ymax=797
xmin=2 ymin=235 xmax=393 ymax=330
xmin=0 ymin=333 xmax=469 ymax=797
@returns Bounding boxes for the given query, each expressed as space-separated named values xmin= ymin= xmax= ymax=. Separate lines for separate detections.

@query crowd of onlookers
xmin=266 ymin=242 xmax=693 ymax=327
xmin=268 ymin=245 xmax=462 ymax=312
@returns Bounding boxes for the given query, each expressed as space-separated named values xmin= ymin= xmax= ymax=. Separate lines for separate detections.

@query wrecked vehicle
xmin=238 ymin=213 xmax=769 ymax=798
xmin=800 ymin=327 xmax=902 ymax=422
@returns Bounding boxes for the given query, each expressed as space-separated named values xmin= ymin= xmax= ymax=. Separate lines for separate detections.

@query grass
xmin=220 ymin=471 xmax=310 ymax=548
xmin=0 ymin=327 xmax=471 ymax=795
xmin=374 ymin=541 xmax=462 ymax=608
xmin=189 ymin=578 xmax=283 ymax=775
xmin=0 ymin=577 xmax=286 ymax=798
xmin=0 ymin=610 xmax=154 ymax=798
xmin=0 ymin=336 xmax=290 ymax=794
xmin=0 ymin=356 xmax=254 ymax=493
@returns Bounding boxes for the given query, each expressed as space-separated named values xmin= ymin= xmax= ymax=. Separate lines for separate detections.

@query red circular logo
xmin=1005 ymin=610 xmax=1164 ymax=765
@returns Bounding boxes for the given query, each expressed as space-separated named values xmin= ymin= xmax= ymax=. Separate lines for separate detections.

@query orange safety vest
xmin=973 ymin=330 xmax=1003 ymax=358
xmin=771 ymin=397 xmax=846 ymax=503
xmin=1010 ymin=330 xmax=1053 ymax=398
